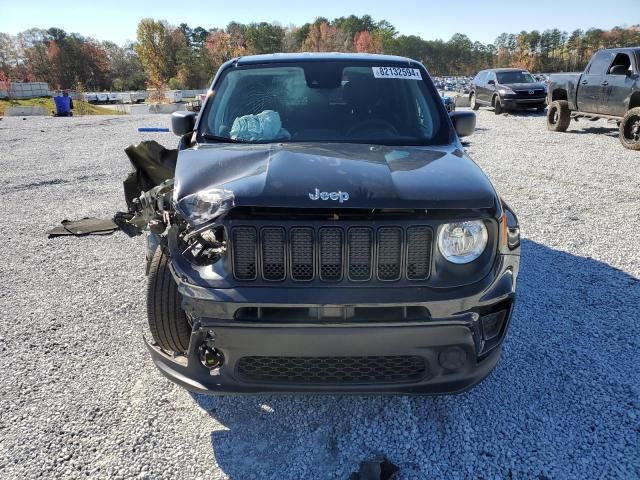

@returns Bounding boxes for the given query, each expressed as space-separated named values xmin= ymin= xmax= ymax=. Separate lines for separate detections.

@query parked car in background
xmin=96 ymin=93 xmax=108 ymax=104
xmin=470 ymin=68 xmax=547 ymax=114
xmin=84 ymin=92 xmax=98 ymax=104
xmin=441 ymin=93 xmax=455 ymax=112
xmin=547 ymin=47 xmax=640 ymax=149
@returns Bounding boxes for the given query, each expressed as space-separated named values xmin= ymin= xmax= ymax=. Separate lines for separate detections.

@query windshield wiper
xmin=201 ymin=133 xmax=251 ymax=144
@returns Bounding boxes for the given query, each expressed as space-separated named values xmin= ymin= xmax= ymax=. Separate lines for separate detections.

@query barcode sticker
xmin=372 ymin=67 xmax=422 ymax=80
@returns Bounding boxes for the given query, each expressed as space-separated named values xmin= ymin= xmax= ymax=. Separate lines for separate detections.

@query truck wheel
xmin=619 ymin=107 xmax=640 ymax=150
xmin=147 ymin=247 xmax=191 ymax=353
xmin=493 ymin=96 xmax=503 ymax=115
xmin=470 ymin=93 xmax=479 ymax=110
xmin=547 ymin=100 xmax=571 ymax=132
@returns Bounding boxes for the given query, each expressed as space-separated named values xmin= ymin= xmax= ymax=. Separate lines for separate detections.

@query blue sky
xmin=0 ymin=0 xmax=637 ymax=45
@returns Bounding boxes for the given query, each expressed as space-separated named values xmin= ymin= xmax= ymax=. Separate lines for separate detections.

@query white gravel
xmin=0 ymin=111 xmax=638 ymax=479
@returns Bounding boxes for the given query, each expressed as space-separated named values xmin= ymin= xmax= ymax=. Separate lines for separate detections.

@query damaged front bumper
xmin=146 ymin=253 xmax=519 ymax=395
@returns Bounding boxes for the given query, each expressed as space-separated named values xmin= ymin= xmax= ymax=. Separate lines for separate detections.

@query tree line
xmin=0 ymin=15 xmax=638 ymax=92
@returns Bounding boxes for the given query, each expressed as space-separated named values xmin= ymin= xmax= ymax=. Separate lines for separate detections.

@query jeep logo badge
xmin=309 ymin=188 xmax=350 ymax=203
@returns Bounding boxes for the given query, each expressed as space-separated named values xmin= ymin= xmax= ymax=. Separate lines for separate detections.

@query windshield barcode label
xmin=372 ymin=67 xmax=422 ymax=80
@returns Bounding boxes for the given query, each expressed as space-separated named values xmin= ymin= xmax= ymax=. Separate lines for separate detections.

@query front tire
xmin=546 ymin=100 xmax=571 ymax=132
xmin=619 ymin=107 xmax=640 ymax=150
xmin=470 ymin=93 xmax=479 ymax=110
xmin=493 ymin=96 xmax=503 ymax=115
xmin=147 ymin=247 xmax=191 ymax=353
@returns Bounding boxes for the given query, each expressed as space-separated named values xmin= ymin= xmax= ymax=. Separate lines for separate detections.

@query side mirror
xmin=171 ymin=111 xmax=197 ymax=136
xmin=450 ymin=111 xmax=476 ymax=138
xmin=487 ymin=79 xmax=496 ymax=85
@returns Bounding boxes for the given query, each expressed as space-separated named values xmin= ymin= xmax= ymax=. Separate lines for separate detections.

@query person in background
xmin=53 ymin=90 xmax=74 ymax=117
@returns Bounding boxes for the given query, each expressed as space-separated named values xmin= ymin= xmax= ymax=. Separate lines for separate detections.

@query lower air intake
xmin=237 ymin=355 xmax=428 ymax=384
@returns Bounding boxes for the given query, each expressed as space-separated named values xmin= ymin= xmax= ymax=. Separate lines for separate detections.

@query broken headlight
xmin=175 ymin=188 xmax=234 ymax=226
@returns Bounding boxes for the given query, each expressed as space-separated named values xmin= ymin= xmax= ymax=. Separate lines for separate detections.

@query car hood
xmin=174 ymin=142 xmax=498 ymax=210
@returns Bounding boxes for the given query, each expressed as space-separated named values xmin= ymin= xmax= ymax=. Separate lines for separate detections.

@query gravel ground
xmin=0 ymin=111 xmax=638 ymax=480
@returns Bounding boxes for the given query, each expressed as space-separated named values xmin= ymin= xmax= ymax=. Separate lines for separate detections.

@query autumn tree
xmin=134 ymin=19 xmax=176 ymax=94
xmin=354 ymin=31 xmax=381 ymax=53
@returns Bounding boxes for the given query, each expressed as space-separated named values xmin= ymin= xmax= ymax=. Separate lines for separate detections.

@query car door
xmin=484 ymin=71 xmax=497 ymax=103
xmin=602 ymin=52 xmax=635 ymax=117
xmin=577 ymin=51 xmax=615 ymax=113
xmin=473 ymin=71 xmax=487 ymax=101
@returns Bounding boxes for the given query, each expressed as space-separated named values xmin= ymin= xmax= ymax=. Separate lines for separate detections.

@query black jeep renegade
xmin=129 ymin=53 xmax=520 ymax=394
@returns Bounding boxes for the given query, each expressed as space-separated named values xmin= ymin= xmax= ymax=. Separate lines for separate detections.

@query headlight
xmin=498 ymin=87 xmax=514 ymax=95
xmin=437 ymin=221 xmax=488 ymax=264
xmin=175 ymin=188 xmax=234 ymax=226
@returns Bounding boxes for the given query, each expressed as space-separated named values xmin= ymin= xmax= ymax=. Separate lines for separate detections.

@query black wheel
xmin=147 ymin=247 xmax=191 ymax=353
xmin=493 ymin=96 xmax=503 ymax=115
xmin=619 ymin=107 xmax=640 ymax=150
xmin=470 ymin=93 xmax=480 ymax=110
xmin=546 ymin=100 xmax=571 ymax=132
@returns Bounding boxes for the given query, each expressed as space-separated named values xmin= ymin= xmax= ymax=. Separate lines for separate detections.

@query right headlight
xmin=437 ymin=221 xmax=488 ymax=264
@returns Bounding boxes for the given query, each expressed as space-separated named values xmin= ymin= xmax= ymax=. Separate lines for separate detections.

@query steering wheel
xmin=346 ymin=118 xmax=398 ymax=137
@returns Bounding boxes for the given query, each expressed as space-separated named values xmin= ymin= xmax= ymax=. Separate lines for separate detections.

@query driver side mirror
xmin=171 ymin=111 xmax=197 ymax=136
xmin=450 ymin=111 xmax=476 ymax=138
xmin=487 ymin=79 xmax=496 ymax=85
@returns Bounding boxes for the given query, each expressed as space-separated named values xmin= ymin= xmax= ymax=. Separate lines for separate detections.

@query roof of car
xmin=234 ymin=52 xmax=418 ymax=65
xmin=481 ymin=68 xmax=529 ymax=73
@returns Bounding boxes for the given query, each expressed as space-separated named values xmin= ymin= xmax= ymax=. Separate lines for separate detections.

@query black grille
xmin=290 ymin=228 xmax=314 ymax=281
xmin=515 ymin=88 xmax=545 ymax=96
xmin=348 ymin=228 xmax=372 ymax=280
xmin=406 ymin=226 xmax=433 ymax=280
xmin=261 ymin=227 xmax=285 ymax=281
xmin=319 ymin=228 xmax=343 ymax=281
xmin=377 ymin=227 xmax=402 ymax=281
xmin=230 ymin=224 xmax=432 ymax=282
xmin=232 ymin=227 xmax=257 ymax=280
xmin=237 ymin=355 xmax=428 ymax=384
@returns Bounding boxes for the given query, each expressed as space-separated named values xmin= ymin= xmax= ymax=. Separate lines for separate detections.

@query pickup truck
xmin=122 ymin=53 xmax=521 ymax=395
xmin=546 ymin=47 xmax=640 ymax=149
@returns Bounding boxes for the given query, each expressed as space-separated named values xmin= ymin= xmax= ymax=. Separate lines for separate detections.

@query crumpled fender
xmin=123 ymin=140 xmax=177 ymax=209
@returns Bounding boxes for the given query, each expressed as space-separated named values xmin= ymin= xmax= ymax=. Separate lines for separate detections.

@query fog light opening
xmin=481 ymin=310 xmax=507 ymax=341
xmin=438 ymin=347 xmax=467 ymax=370
xmin=199 ymin=344 xmax=224 ymax=370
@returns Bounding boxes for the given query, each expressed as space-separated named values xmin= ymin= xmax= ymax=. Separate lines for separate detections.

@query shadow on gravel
xmin=568 ymin=126 xmax=619 ymax=137
xmin=191 ymin=240 xmax=639 ymax=479
xmin=502 ymin=110 xmax=547 ymax=118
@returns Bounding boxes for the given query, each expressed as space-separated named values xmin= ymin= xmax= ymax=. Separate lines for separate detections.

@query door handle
xmin=601 ymin=81 xmax=608 ymax=86
xmin=581 ymin=80 xmax=588 ymax=85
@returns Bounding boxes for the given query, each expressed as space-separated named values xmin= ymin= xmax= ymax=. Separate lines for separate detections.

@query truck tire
xmin=619 ymin=107 xmax=640 ymax=150
xmin=547 ymin=100 xmax=571 ymax=132
xmin=147 ymin=247 xmax=191 ymax=353
xmin=470 ymin=93 xmax=480 ymax=110
xmin=493 ymin=96 xmax=503 ymax=115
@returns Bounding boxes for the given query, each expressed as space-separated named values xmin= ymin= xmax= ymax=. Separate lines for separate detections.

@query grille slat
xmin=406 ymin=226 xmax=433 ymax=280
xmin=261 ymin=227 xmax=285 ymax=281
xmin=291 ymin=228 xmax=314 ymax=281
xmin=319 ymin=228 xmax=343 ymax=281
xmin=237 ymin=355 xmax=428 ymax=384
xmin=348 ymin=228 xmax=373 ymax=281
xmin=231 ymin=224 xmax=432 ymax=282
xmin=377 ymin=227 xmax=402 ymax=281
xmin=232 ymin=227 xmax=257 ymax=280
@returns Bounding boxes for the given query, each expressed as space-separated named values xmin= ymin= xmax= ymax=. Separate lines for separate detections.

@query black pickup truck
xmin=546 ymin=47 xmax=640 ymax=149
xmin=123 ymin=53 xmax=520 ymax=395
